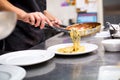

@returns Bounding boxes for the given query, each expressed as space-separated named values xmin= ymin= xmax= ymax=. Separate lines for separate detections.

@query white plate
xmin=0 ymin=50 xmax=55 ymax=66
xmin=0 ymin=65 xmax=26 ymax=80
xmin=98 ymin=66 xmax=120 ymax=80
xmin=47 ymin=43 xmax=98 ymax=55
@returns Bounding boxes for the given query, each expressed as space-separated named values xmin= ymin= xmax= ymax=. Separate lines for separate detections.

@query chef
xmin=0 ymin=0 xmax=61 ymax=51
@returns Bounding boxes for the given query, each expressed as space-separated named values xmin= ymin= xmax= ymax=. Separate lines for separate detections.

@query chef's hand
xmin=50 ymin=18 xmax=62 ymax=27
xmin=43 ymin=10 xmax=62 ymax=27
xmin=0 ymin=0 xmax=52 ymax=29
xmin=19 ymin=12 xmax=53 ymax=29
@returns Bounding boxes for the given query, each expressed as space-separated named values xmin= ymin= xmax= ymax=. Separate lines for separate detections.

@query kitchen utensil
xmin=107 ymin=22 xmax=120 ymax=38
xmin=0 ymin=11 xmax=17 ymax=39
xmin=45 ymin=23 xmax=69 ymax=33
xmin=45 ymin=22 xmax=101 ymax=37
xmin=106 ymin=22 xmax=116 ymax=31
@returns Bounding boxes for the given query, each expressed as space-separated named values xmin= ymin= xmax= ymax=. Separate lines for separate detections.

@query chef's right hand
xmin=19 ymin=12 xmax=53 ymax=29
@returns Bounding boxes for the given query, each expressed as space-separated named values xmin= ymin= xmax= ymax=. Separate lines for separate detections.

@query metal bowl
xmin=0 ymin=11 xmax=17 ymax=39
xmin=66 ymin=22 xmax=101 ymax=37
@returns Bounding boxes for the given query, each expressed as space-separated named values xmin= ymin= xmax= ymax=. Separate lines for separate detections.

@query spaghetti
xmin=57 ymin=28 xmax=85 ymax=53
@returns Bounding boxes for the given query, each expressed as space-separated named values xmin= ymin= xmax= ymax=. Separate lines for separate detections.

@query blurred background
xmin=47 ymin=0 xmax=120 ymax=27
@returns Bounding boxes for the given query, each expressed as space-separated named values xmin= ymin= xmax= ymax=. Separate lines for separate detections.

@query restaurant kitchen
xmin=0 ymin=0 xmax=120 ymax=80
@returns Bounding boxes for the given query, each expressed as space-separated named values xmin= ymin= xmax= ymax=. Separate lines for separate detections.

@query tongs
xmin=45 ymin=24 xmax=69 ymax=33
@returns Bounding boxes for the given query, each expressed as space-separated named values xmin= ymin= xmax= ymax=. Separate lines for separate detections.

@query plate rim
xmin=98 ymin=66 xmax=120 ymax=80
xmin=0 ymin=50 xmax=55 ymax=66
xmin=47 ymin=43 xmax=98 ymax=55
xmin=0 ymin=65 xmax=26 ymax=80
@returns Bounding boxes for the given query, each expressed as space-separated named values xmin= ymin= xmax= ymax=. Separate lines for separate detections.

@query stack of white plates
xmin=0 ymin=65 xmax=26 ymax=80
xmin=98 ymin=66 xmax=120 ymax=80
xmin=0 ymin=50 xmax=55 ymax=80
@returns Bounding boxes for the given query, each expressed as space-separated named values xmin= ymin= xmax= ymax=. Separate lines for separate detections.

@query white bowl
xmin=0 ymin=11 xmax=17 ymax=39
xmin=102 ymin=39 xmax=120 ymax=52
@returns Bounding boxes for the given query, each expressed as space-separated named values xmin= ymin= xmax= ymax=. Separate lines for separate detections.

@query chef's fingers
xmin=28 ymin=14 xmax=35 ymax=25
xmin=37 ymin=12 xmax=52 ymax=29
xmin=33 ymin=13 xmax=42 ymax=27
xmin=54 ymin=19 xmax=62 ymax=25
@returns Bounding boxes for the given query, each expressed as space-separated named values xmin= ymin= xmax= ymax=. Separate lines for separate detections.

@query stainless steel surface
xmin=0 ymin=11 xmax=17 ymax=39
xmin=23 ymin=32 xmax=120 ymax=80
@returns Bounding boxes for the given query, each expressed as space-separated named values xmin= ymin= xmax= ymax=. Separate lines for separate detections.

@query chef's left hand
xmin=43 ymin=10 xmax=62 ymax=27
xmin=50 ymin=18 xmax=62 ymax=27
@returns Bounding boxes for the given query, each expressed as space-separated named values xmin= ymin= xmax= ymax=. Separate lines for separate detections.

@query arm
xmin=0 ymin=0 xmax=52 ymax=29
xmin=0 ymin=0 xmax=27 ymax=20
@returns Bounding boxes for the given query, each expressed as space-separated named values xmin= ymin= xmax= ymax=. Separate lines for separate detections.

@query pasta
xmin=57 ymin=28 xmax=85 ymax=53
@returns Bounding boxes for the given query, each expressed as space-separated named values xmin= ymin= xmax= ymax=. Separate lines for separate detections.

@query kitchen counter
xmin=23 ymin=32 xmax=120 ymax=80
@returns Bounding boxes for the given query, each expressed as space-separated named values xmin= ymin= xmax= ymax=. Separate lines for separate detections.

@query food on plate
xmin=57 ymin=45 xmax=85 ymax=53
xmin=65 ymin=22 xmax=101 ymax=30
xmin=57 ymin=28 xmax=85 ymax=53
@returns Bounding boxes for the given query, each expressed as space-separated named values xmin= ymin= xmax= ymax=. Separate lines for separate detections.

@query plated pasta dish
xmin=57 ymin=28 xmax=85 ymax=53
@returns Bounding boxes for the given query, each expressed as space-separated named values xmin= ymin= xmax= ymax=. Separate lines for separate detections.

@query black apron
xmin=1 ymin=0 xmax=47 ymax=51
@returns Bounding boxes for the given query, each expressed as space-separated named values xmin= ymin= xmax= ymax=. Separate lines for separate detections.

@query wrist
xmin=16 ymin=10 xmax=27 ymax=20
